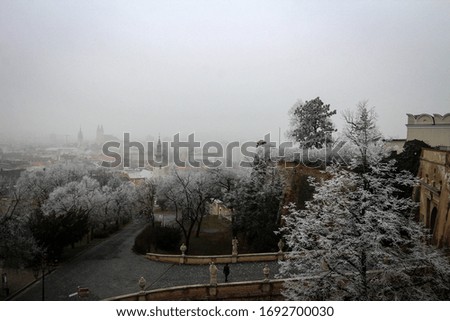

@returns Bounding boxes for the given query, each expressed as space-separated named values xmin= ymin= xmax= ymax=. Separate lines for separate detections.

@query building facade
xmin=417 ymin=148 xmax=450 ymax=248
xmin=406 ymin=113 xmax=450 ymax=149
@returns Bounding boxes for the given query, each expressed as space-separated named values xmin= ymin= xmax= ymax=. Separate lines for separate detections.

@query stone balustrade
xmin=105 ymin=279 xmax=285 ymax=301
xmin=145 ymin=252 xmax=285 ymax=264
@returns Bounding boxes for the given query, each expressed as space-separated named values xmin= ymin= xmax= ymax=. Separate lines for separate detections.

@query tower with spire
xmin=156 ymin=134 xmax=162 ymax=163
xmin=77 ymin=126 xmax=84 ymax=148
xmin=96 ymin=125 xmax=104 ymax=145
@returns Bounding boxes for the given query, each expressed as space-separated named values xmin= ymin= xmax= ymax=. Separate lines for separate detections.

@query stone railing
xmin=147 ymin=238 xmax=286 ymax=264
xmin=146 ymin=252 xmax=285 ymax=264
xmin=105 ymin=279 xmax=285 ymax=301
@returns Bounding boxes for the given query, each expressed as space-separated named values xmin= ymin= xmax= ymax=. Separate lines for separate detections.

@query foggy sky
xmin=1 ymin=0 xmax=449 ymax=144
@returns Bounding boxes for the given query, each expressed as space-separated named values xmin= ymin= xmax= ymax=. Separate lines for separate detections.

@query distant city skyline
xmin=1 ymin=1 xmax=449 ymax=143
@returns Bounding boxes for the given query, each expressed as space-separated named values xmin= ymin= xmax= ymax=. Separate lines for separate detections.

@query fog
xmin=1 ymin=0 xmax=449 ymax=144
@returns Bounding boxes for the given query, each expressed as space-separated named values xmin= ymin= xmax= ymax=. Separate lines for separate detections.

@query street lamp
xmin=32 ymin=254 xmax=47 ymax=301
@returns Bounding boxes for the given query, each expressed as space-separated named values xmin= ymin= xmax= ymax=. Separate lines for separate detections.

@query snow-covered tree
xmin=16 ymin=163 xmax=89 ymax=208
xmin=0 ymin=175 xmax=23 ymax=226
xmin=111 ymin=181 xmax=136 ymax=224
xmin=2 ymin=164 xmax=89 ymax=266
xmin=279 ymin=103 xmax=450 ymax=300
xmin=342 ymin=101 xmax=382 ymax=172
xmin=42 ymin=176 xmax=102 ymax=223
xmin=209 ymin=168 xmax=239 ymax=195
xmin=0 ymin=176 xmax=39 ymax=267
xmin=280 ymin=163 xmax=450 ymax=300
xmin=135 ymin=178 xmax=157 ymax=224
xmin=30 ymin=176 xmax=103 ymax=257
xmin=2 ymin=163 xmax=138 ymax=263
xmin=79 ymin=172 xmax=137 ymax=231
xmin=288 ymin=97 xmax=336 ymax=148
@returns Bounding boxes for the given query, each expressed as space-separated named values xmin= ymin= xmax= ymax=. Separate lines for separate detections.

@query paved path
xmin=13 ymin=220 xmax=279 ymax=301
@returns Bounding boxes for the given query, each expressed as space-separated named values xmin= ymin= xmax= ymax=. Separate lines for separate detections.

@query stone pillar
xmin=262 ymin=264 xmax=271 ymax=293
xmin=209 ymin=262 xmax=218 ymax=285
xmin=180 ymin=243 xmax=187 ymax=255
xmin=138 ymin=277 xmax=146 ymax=291
xmin=231 ymin=237 xmax=238 ymax=263
xmin=208 ymin=285 xmax=217 ymax=297
xmin=208 ymin=262 xmax=218 ymax=297
xmin=277 ymin=239 xmax=285 ymax=261
xmin=263 ymin=264 xmax=270 ymax=281
xmin=179 ymin=243 xmax=187 ymax=264
xmin=232 ymin=237 xmax=238 ymax=255
xmin=277 ymin=239 xmax=284 ymax=253
xmin=2 ymin=272 xmax=9 ymax=297
xmin=138 ymin=277 xmax=146 ymax=301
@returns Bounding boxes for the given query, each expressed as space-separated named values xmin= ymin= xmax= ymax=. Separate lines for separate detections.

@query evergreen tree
xmin=279 ymin=103 xmax=450 ymax=300
xmin=288 ymin=97 xmax=336 ymax=148
xmin=226 ymin=147 xmax=284 ymax=252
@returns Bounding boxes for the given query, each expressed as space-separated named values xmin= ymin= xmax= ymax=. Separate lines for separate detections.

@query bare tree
xmin=158 ymin=169 xmax=220 ymax=251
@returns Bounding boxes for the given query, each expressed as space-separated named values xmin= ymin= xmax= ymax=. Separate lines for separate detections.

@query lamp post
xmin=32 ymin=254 xmax=47 ymax=301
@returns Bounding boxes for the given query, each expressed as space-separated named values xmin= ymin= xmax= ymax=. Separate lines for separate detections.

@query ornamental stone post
xmin=138 ymin=276 xmax=146 ymax=291
xmin=277 ymin=239 xmax=284 ymax=253
xmin=180 ymin=243 xmax=187 ymax=255
xmin=232 ymin=237 xmax=238 ymax=255
xmin=179 ymin=243 xmax=187 ymax=264
xmin=263 ymin=264 xmax=270 ymax=281
xmin=138 ymin=277 xmax=146 ymax=301
xmin=209 ymin=262 xmax=218 ymax=286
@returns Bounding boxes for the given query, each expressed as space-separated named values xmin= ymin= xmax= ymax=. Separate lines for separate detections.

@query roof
xmin=124 ymin=169 xmax=153 ymax=180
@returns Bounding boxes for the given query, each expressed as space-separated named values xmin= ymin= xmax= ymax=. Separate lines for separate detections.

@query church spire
xmin=77 ymin=126 xmax=83 ymax=147
xmin=156 ymin=134 xmax=162 ymax=162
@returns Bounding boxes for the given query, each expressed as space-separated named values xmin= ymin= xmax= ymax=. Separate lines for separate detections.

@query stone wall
xmin=146 ymin=252 xmax=284 ymax=265
xmin=406 ymin=113 xmax=450 ymax=148
xmin=105 ymin=279 xmax=285 ymax=301
xmin=418 ymin=148 xmax=450 ymax=247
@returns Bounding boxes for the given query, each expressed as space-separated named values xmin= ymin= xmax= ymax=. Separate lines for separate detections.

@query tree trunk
xmin=360 ymin=250 xmax=368 ymax=300
xmin=195 ymin=211 xmax=205 ymax=237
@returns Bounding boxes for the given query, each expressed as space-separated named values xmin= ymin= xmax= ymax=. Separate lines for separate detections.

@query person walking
xmin=223 ymin=263 xmax=230 ymax=282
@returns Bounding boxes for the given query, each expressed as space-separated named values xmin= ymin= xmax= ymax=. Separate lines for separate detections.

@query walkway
xmin=12 ymin=220 xmax=279 ymax=300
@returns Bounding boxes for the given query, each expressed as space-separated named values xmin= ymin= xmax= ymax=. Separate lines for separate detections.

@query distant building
xmin=406 ymin=113 xmax=450 ymax=149
xmin=0 ymin=168 xmax=25 ymax=184
xmin=96 ymin=125 xmax=104 ymax=145
xmin=383 ymin=139 xmax=407 ymax=154
xmin=417 ymin=148 xmax=450 ymax=248
xmin=155 ymin=136 xmax=162 ymax=163
xmin=96 ymin=125 xmax=119 ymax=146
xmin=77 ymin=127 xmax=84 ymax=148
xmin=385 ymin=113 xmax=450 ymax=153
xmin=124 ymin=169 xmax=153 ymax=185
xmin=209 ymin=199 xmax=232 ymax=220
